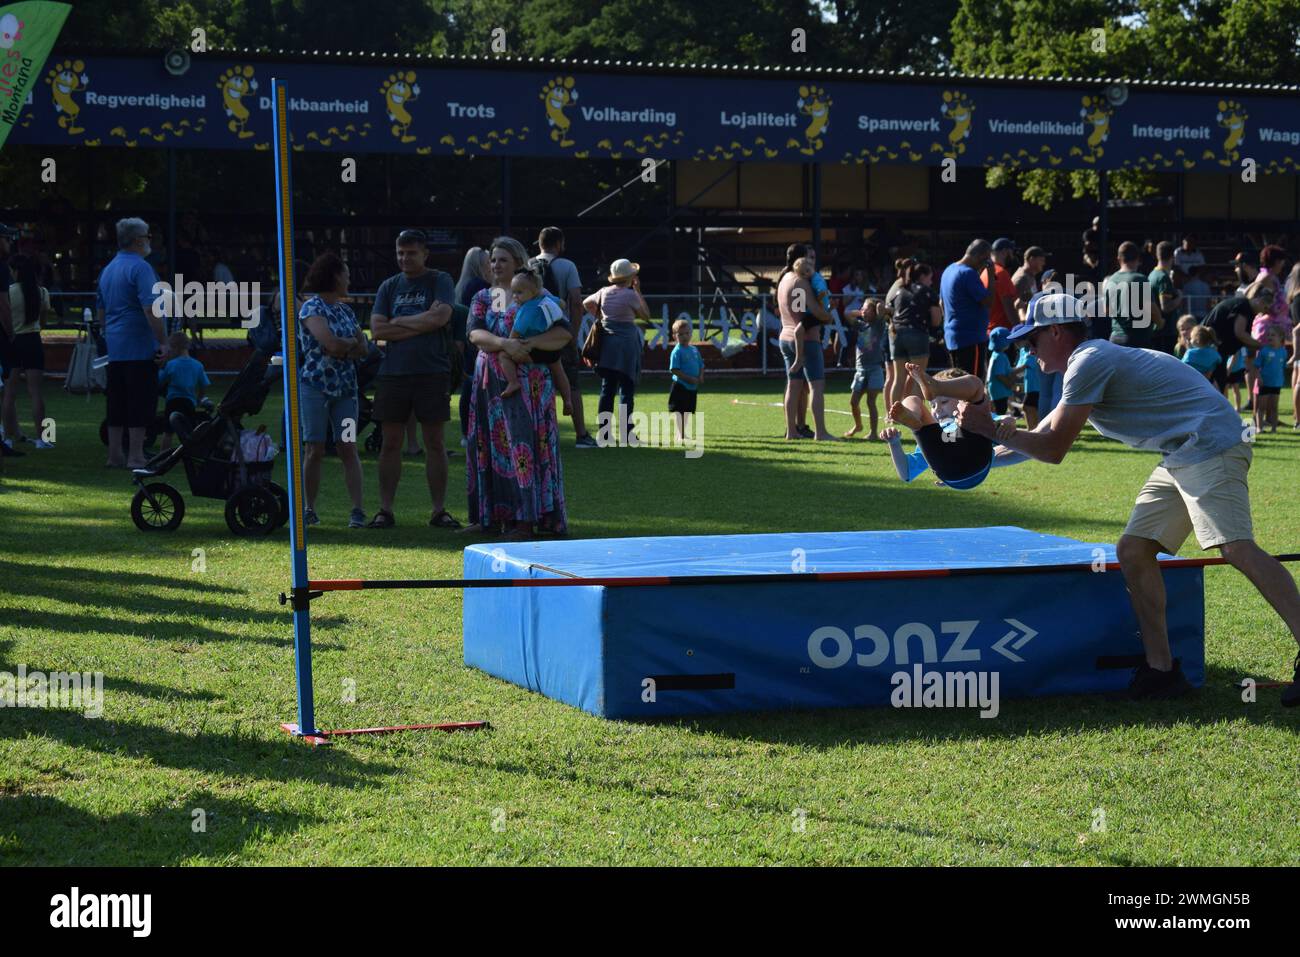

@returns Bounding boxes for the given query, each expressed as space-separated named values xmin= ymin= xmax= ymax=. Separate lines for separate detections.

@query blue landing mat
xmin=462 ymin=527 xmax=1204 ymax=718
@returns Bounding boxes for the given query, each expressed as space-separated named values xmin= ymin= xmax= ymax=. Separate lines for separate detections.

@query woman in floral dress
xmin=464 ymin=236 xmax=573 ymax=539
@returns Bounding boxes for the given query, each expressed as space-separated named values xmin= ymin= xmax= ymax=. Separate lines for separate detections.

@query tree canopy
xmin=950 ymin=0 xmax=1300 ymax=207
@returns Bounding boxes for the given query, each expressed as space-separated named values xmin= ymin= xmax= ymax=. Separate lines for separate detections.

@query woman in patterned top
xmin=297 ymin=252 xmax=370 ymax=528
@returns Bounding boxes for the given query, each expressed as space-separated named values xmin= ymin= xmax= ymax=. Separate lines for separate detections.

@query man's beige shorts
xmin=1124 ymin=443 xmax=1254 ymax=553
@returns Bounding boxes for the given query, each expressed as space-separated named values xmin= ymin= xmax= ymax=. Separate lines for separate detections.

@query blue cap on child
xmin=989 ymin=326 xmax=1011 ymax=352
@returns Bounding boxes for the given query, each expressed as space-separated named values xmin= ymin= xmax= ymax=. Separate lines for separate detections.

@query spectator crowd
xmin=1 ymin=213 xmax=1297 ymax=540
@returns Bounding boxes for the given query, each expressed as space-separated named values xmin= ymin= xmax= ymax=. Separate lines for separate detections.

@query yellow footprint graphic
xmin=380 ymin=70 xmax=420 ymax=143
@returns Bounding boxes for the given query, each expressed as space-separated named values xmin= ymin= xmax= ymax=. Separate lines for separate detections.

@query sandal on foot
xmin=366 ymin=509 xmax=396 ymax=529
xmin=429 ymin=509 xmax=463 ymax=529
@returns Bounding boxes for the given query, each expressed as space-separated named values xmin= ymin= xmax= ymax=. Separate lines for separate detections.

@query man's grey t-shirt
xmin=372 ymin=269 xmax=456 ymax=376
xmin=535 ymin=253 xmax=581 ymax=314
xmin=1062 ymin=338 xmax=1244 ymax=469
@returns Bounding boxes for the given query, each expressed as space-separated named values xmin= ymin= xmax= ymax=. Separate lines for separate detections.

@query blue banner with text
xmin=9 ymin=54 xmax=1300 ymax=173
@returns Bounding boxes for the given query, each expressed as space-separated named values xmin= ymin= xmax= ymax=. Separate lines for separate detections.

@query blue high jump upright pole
xmin=270 ymin=79 xmax=488 ymax=746
xmin=271 ymin=79 xmax=327 ymax=746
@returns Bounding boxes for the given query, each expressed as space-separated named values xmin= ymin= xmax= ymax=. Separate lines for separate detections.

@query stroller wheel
xmin=267 ymin=482 xmax=290 ymax=529
xmin=131 ymin=483 xmax=185 ymax=532
xmin=225 ymin=485 xmax=279 ymax=537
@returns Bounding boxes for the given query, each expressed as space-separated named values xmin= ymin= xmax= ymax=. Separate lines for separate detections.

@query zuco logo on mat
xmin=806 ymin=619 xmax=1037 ymax=668
xmin=807 ymin=619 xmax=1037 ymax=719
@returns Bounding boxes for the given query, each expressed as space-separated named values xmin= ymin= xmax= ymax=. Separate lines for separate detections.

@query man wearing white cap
xmin=958 ymin=292 xmax=1300 ymax=704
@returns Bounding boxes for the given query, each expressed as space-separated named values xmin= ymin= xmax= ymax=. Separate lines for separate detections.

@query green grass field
xmin=2 ymin=374 xmax=1298 ymax=866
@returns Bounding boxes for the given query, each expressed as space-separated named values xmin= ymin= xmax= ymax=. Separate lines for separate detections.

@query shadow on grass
xmin=0 ymin=705 xmax=398 ymax=789
xmin=17 ymin=607 xmax=343 ymax=652
xmin=0 ymin=560 xmax=245 ymax=595
xmin=665 ymin=661 xmax=1299 ymax=750
xmin=0 ymin=793 xmax=324 ymax=865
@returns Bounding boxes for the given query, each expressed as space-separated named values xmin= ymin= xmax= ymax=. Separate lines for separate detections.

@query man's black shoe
xmin=1114 ymin=660 xmax=1193 ymax=701
xmin=1281 ymin=655 xmax=1300 ymax=707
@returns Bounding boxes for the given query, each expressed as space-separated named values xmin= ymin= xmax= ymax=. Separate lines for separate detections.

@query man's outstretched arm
xmin=959 ymin=399 xmax=1092 ymax=465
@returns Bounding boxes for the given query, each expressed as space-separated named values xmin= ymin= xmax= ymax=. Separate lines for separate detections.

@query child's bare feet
xmin=889 ymin=400 xmax=923 ymax=431
xmin=905 ymin=362 xmax=935 ymax=401
xmin=501 ymin=380 xmax=521 ymax=398
xmin=843 ymin=424 xmax=862 ymax=438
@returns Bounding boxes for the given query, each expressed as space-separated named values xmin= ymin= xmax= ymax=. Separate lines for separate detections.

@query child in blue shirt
xmin=668 ymin=318 xmax=703 ymax=435
xmin=1226 ymin=346 xmax=1247 ymax=411
xmin=788 ymin=257 xmax=834 ymax=376
xmin=1014 ymin=342 xmax=1042 ymax=428
xmin=1254 ymin=326 xmax=1288 ymax=433
xmin=506 ymin=267 xmax=573 ymax=415
xmin=985 ymin=327 xmax=1016 ymax=415
xmin=882 ymin=363 xmax=1024 ymax=490
xmin=158 ymin=332 xmax=210 ymax=449
xmin=845 ymin=299 xmax=886 ymax=440
xmin=1180 ymin=325 xmax=1221 ymax=379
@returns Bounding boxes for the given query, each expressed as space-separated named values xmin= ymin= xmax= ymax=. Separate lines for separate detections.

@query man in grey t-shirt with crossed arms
xmin=959 ymin=293 xmax=1300 ymax=703
xmin=367 ymin=229 xmax=462 ymax=530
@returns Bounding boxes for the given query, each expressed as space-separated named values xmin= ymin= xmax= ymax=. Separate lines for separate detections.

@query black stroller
xmin=129 ymin=353 xmax=288 ymax=536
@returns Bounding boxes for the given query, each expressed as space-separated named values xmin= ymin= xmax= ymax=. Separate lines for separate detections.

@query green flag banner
xmin=0 ymin=0 xmax=72 ymax=151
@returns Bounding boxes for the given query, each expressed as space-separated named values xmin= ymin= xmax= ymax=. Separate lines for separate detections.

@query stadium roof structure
xmin=64 ymin=45 xmax=1300 ymax=96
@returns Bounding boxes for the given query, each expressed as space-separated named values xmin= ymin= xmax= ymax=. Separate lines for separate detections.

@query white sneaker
xmin=34 ymin=439 xmax=55 ymax=450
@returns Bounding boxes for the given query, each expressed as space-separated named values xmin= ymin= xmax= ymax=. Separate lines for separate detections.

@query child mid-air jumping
xmin=787 ymin=257 xmax=833 ymax=376
xmin=882 ymin=363 xmax=1023 ymax=490
xmin=503 ymin=266 xmax=573 ymax=415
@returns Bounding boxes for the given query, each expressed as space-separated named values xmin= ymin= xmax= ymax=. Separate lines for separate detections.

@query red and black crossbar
xmin=293 ymin=553 xmax=1300 ymax=596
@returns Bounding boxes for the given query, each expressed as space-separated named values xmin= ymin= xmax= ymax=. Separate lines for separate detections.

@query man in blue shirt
xmin=95 ymin=218 xmax=164 ymax=469
xmin=939 ymin=239 xmax=997 ymax=376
